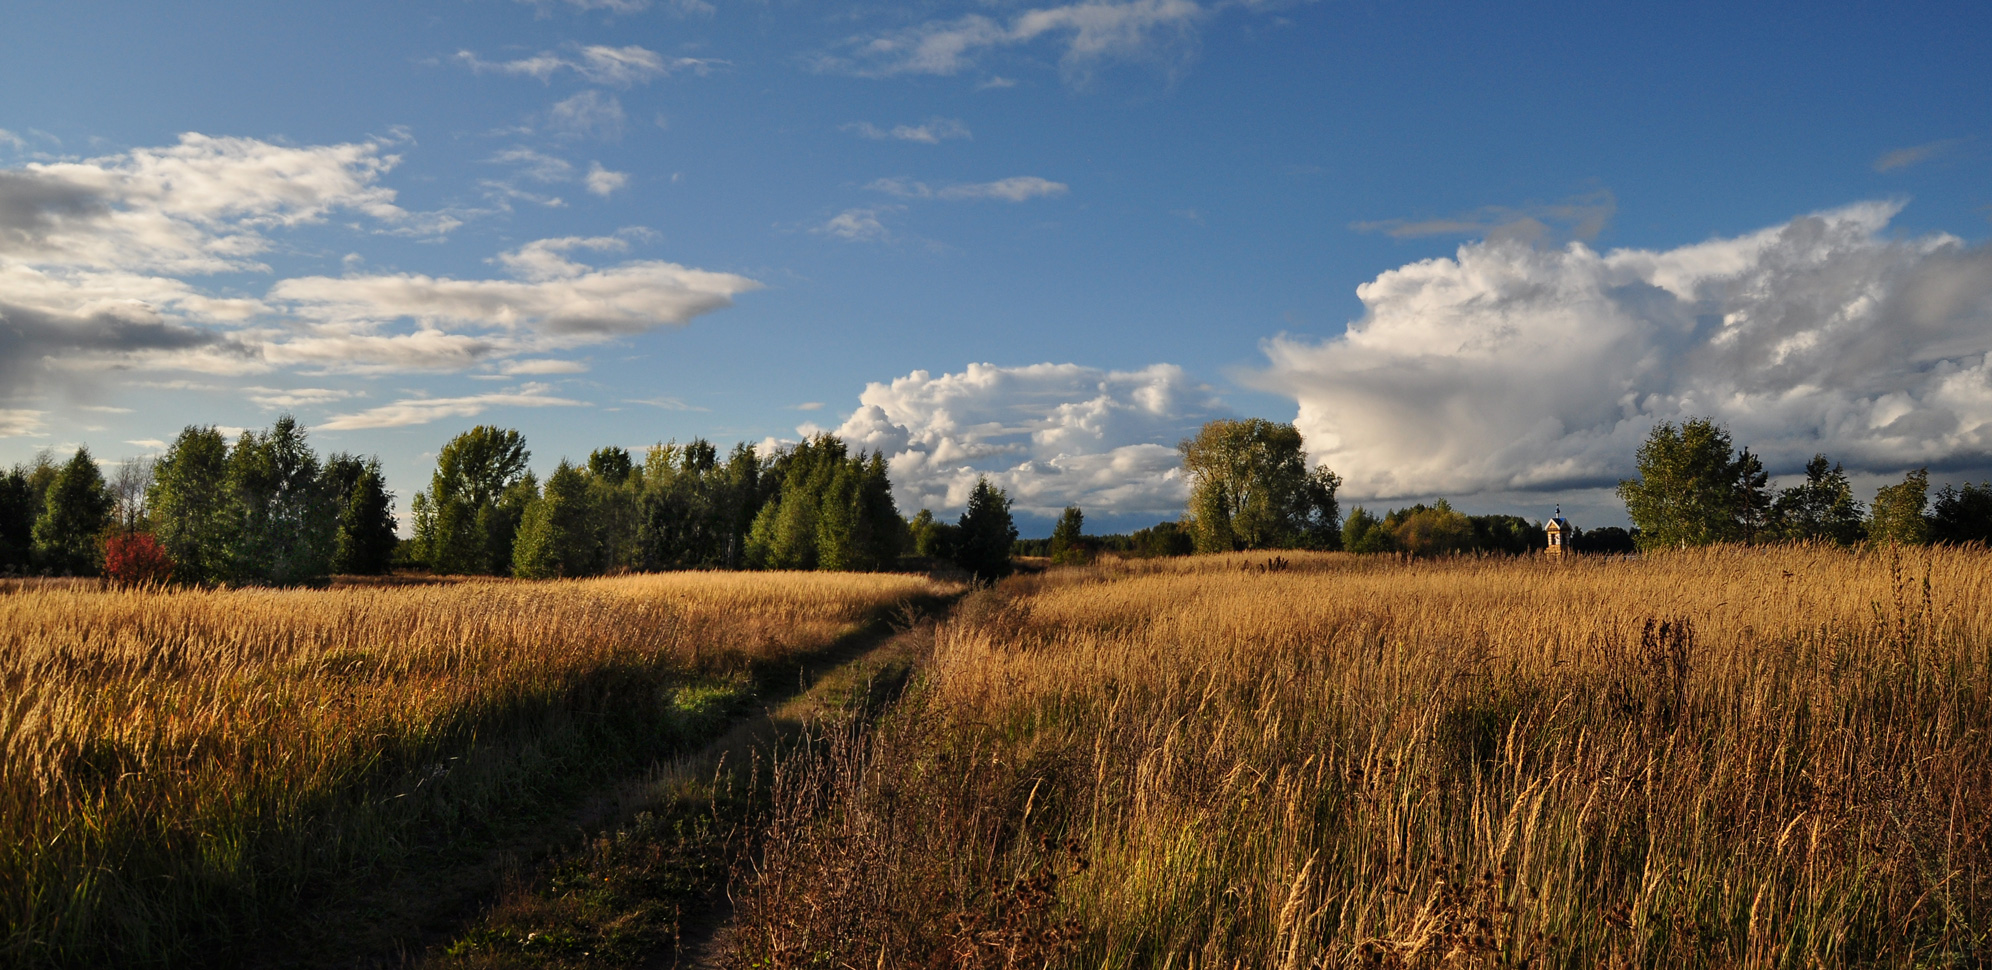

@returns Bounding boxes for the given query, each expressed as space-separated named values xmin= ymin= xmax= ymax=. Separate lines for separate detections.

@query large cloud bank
xmin=823 ymin=362 xmax=1223 ymax=519
xmin=0 ymin=133 xmax=756 ymax=395
xmin=1256 ymin=202 xmax=1992 ymax=500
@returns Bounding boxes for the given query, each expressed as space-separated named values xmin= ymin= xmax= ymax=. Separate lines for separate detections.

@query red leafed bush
xmin=104 ymin=532 xmax=176 ymax=587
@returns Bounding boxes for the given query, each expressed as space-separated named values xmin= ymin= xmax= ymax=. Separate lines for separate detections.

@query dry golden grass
xmin=0 ymin=570 xmax=950 ymax=967
xmin=730 ymin=547 xmax=1992 ymax=968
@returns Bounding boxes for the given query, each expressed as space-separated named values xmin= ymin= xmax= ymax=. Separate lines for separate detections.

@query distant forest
xmin=9 ymin=414 xmax=1992 ymax=586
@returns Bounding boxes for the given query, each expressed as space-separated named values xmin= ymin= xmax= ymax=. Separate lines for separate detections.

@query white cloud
xmin=0 ymin=410 xmax=47 ymax=437
xmin=816 ymin=207 xmax=896 ymax=242
xmin=490 ymin=147 xmax=575 ymax=183
xmin=516 ymin=0 xmax=651 ymax=15
xmin=1873 ymin=138 xmax=1967 ymax=173
xmin=823 ymin=0 xmax=1204 ymax=79
xmin=549 ymin=91 xmax=626 ymax=140
xmin=584 ymin=162 xmax=630 ymax=196
xmin=78 ymin=404 xmax=134 ymax=413
xmin=843 ymin=118 xmax=973 ymax=144
xmin=1252 ymin=201 xmax=1992 ymax=502
xmin=501 ymin=358 xmax=590 ymax=375
xmin=266 ymin=235 xmax=761 ymax=367
xmin=243 ymin=386 xmax=360 ymax=409
xmin=455 ymin=45 xmax=719 ymax=86
xmin=1352 ymin=190 xmax=1617 ymax=244
xmin=827 ymin=361 xmax=1224 ymax=518
xmin=867 ymin=175 xmax=1067 ymax=202
xmin=124 ymin=438 xmax=168 ymax=451
xmin=321 ymin=383 xmax=587 ymax=430
xmin=794 ymin=401 xmax=825 ymax=410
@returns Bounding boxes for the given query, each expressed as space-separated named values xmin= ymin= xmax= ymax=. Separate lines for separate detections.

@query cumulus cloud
xmin=822 ymin=0 xmax=1204 ymax=79
xmin=1252 ymin=201 xmax=1992 ymax=502
xmin=868 ymin=175 xmax=1067 ymax=201
xmin=825 ymin=362 xmax=1224 ymax=518
xmin=454 ymin=45 xmax=720 ymax=86
xmin=584 ymin=162 xmax=630 ymax=196
xmin=816 ymin=207 xmax=896 ymax=242
xmin=321 ymin=383 xmax=586 ymax=430
xmin=843 ymin=118 xmax=973 ymax=144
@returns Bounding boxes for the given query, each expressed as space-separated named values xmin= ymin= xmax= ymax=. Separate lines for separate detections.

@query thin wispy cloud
xmin=1874 ymin=138 xmax=1967 ymax=173
xmin=820 ymin=0 xmax=1206 ymax=80
xmin=321 ymin=384 xmax=586 ymax=430
xmin=584 ymin=162 xmax=630 ymax=196
xmin=243 ymin=387 xmax=360 ymax=409
xmin=1352 ymin=190 xmax=1617 ymax=244
xmin=816 ymin=207 xmax=897 ymax=242
xmin=0 ymin=410 xmax=47 ymax=438
xmin=501 ymin=358 xmax=590 ymax=375
xmin=843 ymin=118 xmax=973 ymax=144
xmin=454 ymin=45 xmax=721 ymax=86
xmin=625 ymin=395 xmax=707 ymax=411
xmin=549 ymin=91 xmax=626 ymax=140
xmin=868 ymin=175 xmax=1068 ymax=201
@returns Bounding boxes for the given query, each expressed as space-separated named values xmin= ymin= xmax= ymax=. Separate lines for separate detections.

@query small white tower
xmin=1545 ymin=506 xmax=1572 ymax=557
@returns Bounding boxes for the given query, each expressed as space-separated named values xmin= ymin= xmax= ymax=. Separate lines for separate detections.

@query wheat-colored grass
xmin=0 ymin=570 xmax=948 ymax=967
xmin=732 ymin=547 xmax=1992 ymax=968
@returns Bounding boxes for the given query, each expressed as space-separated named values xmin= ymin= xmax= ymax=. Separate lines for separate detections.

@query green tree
xmin=1768 ymin=455 xmax=1865 ymax=545
xmin=1341 ymin=506 xmax=1389 ymax=553
xmin=421 ymin=426 xmax=532 ymax=575
xmin=0 ymin=466 xmax=34 ymax=571
xmin=955 ymin=476 xmax=1017 ymax=580
xmin=513 ymin=461 xmax=595 ymax=578
xmin=148 ymin=427 xmax=233 ymax=584
xmin=1180 ymin=418 xmax=1341 ymax=553
xmin=1930 ymin=481 xmax=1992 ymax=546
xmin=1388 ymin=501 xmax=1475 ymax=557
xmin=1049 ymin=506 xmax=1088 ymax=565
xmin=225 ymin=416 xmax=339 ymax=585
xmin=325 ymin=454 xmax=398 ymax=574
xmin=908 ymin=509 xmax=961 ymax=561
xmin=1868 ymin=468 xmax=1930 ymax=546
xmin=1617 ymin=419 xmax=1770 ymax=549
xmin=32 ymin=447 xmax=113 ymax=574
xmin=585 ymin=447 xmax=642 ymax=571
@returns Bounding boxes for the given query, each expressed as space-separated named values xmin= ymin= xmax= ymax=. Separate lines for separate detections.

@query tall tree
xmin=225 ymin=417 xmax=339 ymax=585
xmin=325 ymin=454 xmax=399 ymax=575
xmin=32 ymin=447 xmax=113 ymax=575
xmin=513 ymin=461 xmax=595 ymax=579
xmin=0 ymin=466 xmax=34 ymax=571
xmin=148 ymin=427 xmax=233 ymax=584
xmin=955 ymin=476 xmax=1018 ymax=580
xmin=1049 ymin=506 xmax=1086 ymax=565
xmin=107 ymin=458 xmax=153 ymax=534
xmin=1769 ymin=455 xmax=1865 ymax=545
xmin=1868 ymin=468 xmax=1931 ymax=546
xmin=1930 ymin=481 xmax=1992 ymax=546
xmin=1340 ymin=506 xmax=1392 ymax=554
xmin=1617 ymin=418 xmax=1769 ymax=549
xmin=421 ymin=426 xmax=532 ymax=575
xmin=1179 ymin=418 xmax=1341 ymax=553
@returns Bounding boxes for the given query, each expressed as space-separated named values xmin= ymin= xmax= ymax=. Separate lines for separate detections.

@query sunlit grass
xmin=0 ymin=570 xmax=950 ymax=967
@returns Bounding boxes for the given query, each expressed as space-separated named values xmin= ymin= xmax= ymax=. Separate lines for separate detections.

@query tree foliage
xmin=1180 ymin=418 xmax=1341 ymax=553
xmin=32 ymin=447 xmax=113 ymax=575
xmin=419 ymin=426 xmax=533 ymax=575
xmin=954 ymin=477 xmax=1017 ymax=580
xmin=1930 ymin=481 xmax=1992 ymax=546
xmin=1048 ymin=506 xmax=1088 ymax=565
xmin=1768 ymin=455 xmax=1865 ymax=545
xmin=1866 ymin=468 xmax=1930 ymax=547
xmin=1617 ymin=419 xmax=1770 ymax=549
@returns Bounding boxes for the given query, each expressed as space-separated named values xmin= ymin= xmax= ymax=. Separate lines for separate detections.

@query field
xmin=0 ymin=571 xmax=955 ymax=967
xmin=727 ymin=547 xmax=1992 ymax=968
xmin=6 ymin=548 xmax=1989 ymax=968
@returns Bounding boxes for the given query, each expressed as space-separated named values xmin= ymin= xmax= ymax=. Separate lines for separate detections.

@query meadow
xmin=0 ymin=570 xmax=952 ymax=967
xmin=728 ymin=547 xmax=1992 ymax=968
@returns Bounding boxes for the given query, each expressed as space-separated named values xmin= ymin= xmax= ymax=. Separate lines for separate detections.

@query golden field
xmin=0 ymin=571 xmax=951 ymax=967
xmin=730 ymin=547 xmax=1992 ymax=968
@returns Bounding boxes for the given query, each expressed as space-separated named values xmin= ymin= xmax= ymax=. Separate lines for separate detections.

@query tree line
xmin=0 ymin=417 xmax=1024 ymax=585
xmin=1 ymin=418 xmax=396 ymax=584
xmin=1618 ymin=417 xmax=1992 ymax=549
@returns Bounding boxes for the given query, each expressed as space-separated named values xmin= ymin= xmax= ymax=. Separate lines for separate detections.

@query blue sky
xmin=3 ymin=0 xmax=1989 ymax=535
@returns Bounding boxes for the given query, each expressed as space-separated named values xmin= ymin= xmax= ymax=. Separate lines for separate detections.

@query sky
xmin=2 ymin=0 xmax=1990 ymax=536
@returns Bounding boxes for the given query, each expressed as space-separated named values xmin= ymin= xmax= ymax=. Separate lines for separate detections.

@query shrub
xmin=103 ymin=532 xmax=175 ymax=587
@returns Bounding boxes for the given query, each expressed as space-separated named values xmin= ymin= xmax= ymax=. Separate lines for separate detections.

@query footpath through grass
xmin=0 ymin=570 xmax=958 ymax=968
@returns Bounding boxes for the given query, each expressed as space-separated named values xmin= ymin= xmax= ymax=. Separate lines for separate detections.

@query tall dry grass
xmin=730 ymin=547 xmax=1992 ymax=968
xmin=0 ymin=570 xmax=947 ymax=967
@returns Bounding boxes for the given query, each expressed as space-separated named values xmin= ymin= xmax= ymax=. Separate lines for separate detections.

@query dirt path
xmin=245 ymin=593 xmax=955 ymax=970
